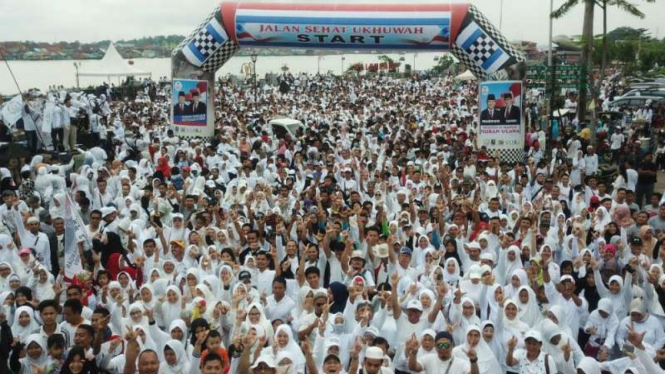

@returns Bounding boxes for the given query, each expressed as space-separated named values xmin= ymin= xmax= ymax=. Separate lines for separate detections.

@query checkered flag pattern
xmin=468 ymin=37 xmax=497 ymax=64
xmin=173 ymin=10 xmax=217 ymax=56
xmin=173 ymin=9 xmax=240 ymax=72
xmin=451 ymin=5 xmax=525 ymax=80
xmin=200 ymin=40 xmax=239 ymax=73
xmin=468 ymin=5 xmax=525 ymax=66
xmin=489 ymin=148 xmax=524 ymax=164
xmin=451 ymin=44 xmax=486 ymax=79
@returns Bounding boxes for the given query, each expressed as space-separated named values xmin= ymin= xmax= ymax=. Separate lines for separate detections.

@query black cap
xmin=238 ymin=270 xmax=251 ymax=280
xmin=178 ymin=91 xmax=185 ymax=97
xmin=487 ymin=94 xmax=496 ymax=101
xmin=435 ymin=331 xmax=455 ymax=344
xmin=631 ymin=237 xmax=643 ymax=246
xmin=324 ymin=354 xmax=341 ymax=364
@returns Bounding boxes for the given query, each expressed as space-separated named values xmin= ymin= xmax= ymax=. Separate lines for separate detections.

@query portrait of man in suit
xmin=502 ymin=92 xmax=521 ymax=124
xmin=188 ymin=90 xmax=206 ymax=115
xmin=173 ymin=91 xmax=190 ymax=116
xmin=480 ymin=94 xmax=503 ymax=124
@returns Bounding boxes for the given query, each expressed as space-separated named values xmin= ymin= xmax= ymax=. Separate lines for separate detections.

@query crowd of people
xmin=0 ymin=71 xmax=664 ymax=374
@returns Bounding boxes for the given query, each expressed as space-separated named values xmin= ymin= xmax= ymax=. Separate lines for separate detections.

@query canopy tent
xmin=78 ymin=43 xmax=151 ymax=78
xmin=454 ymin=70 xmax=476 ymax=81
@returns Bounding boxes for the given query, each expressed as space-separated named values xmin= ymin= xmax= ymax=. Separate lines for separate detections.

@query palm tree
xmin=551 ymin=0 xmax=653 ymax=126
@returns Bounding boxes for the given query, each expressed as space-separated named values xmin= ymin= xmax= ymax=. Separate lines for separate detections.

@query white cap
xmin=524 ymin=330 xmax=542 ymax=342
xmin=373 ymin=244 xmax=390 ymax=259
xmin=250 ymin=354 xmax=277 ymax=369
xmin=350 ymin=250 xmax=365 ymax=260
xmin=26 ymin=217 xmax=39 ymax=224
xmin=406 ymin=299 xmax=423 ymax=312
xmin=364 ymin=347 xmax=385 ymax=360
xmin=560 ymin=275 xmax=575 ymax=284
xmin=465 ymin=241 xmax=481 ymax=250
xmin=480 ymin=252 xmax=495 ymax=263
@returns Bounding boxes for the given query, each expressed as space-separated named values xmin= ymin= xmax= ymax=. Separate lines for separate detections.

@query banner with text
xmin=64 ymin=193 xmax=83 ymax=279
xmin=234 ymin=9 xmax=451 ymax=50
xmin=478 ymin=80 xmax=524 ymax=159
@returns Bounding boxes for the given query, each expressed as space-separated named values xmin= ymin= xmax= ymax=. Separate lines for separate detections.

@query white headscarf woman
xmin=49 ymin=192 xmax=66 ymax=218
xmin=14 ymin=334 xmax=48 ymax=374
xmin=452 ymin=325 xmax=501 ymax=373
xmin=242 ymin=303 xmax=274 ymax=344
xmin=11 ymin=306 xmax=40 ymax=343
xmin=516 ymin=285 xmax=542 ymax=327
xmin=443 ymin=258 xmax=461 ymax=285
xmin=161 ymin=285 xmax=183 ymax=326
xmin=496 ymin=245 xmax=523 ymax=286
xmin=504 ymin=268 xmax=528 ymax=301
xmin=273 ymin=325 xmax=306 ymax=374
xmin=449 ymin=296 xmax=481 ymax=345
xmin=159 ymin=339 xmax=190 ymax=374
xmin=541 ymin=319 xmax=581 ymax=371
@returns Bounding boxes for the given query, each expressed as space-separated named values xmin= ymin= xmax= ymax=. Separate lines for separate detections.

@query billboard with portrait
xmin=477 ymin=80 xmax=524 ymax=159
xmin=172 ymin=79 xmax=210 ymax=138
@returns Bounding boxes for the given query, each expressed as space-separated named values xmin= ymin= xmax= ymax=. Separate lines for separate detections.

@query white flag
xmin=64 ymin=193 xmax=83 ymax=279
xmin=1 ymin=95 xmax=23 ymax=126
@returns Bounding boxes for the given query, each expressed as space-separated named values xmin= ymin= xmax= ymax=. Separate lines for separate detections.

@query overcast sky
xmin=1 ymin=0 xmax=663 ymax=46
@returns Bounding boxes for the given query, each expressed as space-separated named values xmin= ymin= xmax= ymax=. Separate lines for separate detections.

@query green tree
xmin=432 ymin=55 xmax=456 ymax=75
xmin=598 ymin=1 xmax=653 ymax=87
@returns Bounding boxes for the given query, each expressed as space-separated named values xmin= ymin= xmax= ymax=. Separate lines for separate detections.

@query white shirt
xmin=512 ymin=349 xmax=557 ymax=374
xmin=417 ymin=354 xmax=471 ymax=374
xmin=265 ymin=294 xmax=297 ymax=322
xmin=610 ymin=133 xmax=624 ymax=150
xmin=255 ymin=269 xmax=276 ymax=295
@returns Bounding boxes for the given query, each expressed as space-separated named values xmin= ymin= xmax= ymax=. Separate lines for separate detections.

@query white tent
xmin=78 ymin=43 xmax=151 ymax=78
xmin=454 ymin=70 xmax=476 ymax=81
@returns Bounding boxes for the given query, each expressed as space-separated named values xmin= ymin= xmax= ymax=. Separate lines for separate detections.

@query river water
xmin=0 ymin=52 xmax=445 ymax=95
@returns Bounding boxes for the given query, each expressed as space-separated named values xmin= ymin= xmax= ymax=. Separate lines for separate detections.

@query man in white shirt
xmin=264 ymin=277 xmax=296 ymax=322
xmin=583 ymin=146 xmax=599 ymax=176
xmin=407 ymin=331 xmax=478 ymax=374
xmin=254 ymin=250 xmax=276 ymax=295
xmin=25 ymin=216 xmax=52 ymax=273
xmin=610 ymin=127 xmax=625 ymax=163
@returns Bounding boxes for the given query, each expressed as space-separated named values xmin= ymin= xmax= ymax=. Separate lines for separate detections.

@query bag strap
xmin=544 ymin=353 xmax=550 ymax=374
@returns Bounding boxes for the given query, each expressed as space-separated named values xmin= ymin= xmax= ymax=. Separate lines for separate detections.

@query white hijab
xmin=159 ymin=339 xmax=190 ymax=374
xmin=11 ymin=306 xmax=40 ymax=343
xmin=453 ymin=325 xmax=501 ymax=373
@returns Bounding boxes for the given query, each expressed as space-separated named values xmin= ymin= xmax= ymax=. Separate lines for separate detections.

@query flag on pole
xmin=64 ymin=193 xmax=84 ymax=279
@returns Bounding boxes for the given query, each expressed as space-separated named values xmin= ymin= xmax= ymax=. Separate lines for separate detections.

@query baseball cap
xmin=406 ymin=299 xmax=423 ymax=312
xmin=19 ymin=248 xmax=32 ymax=256
xmin=524 ymin=330 xmax=542 ymax=342
xmin=238 ymin=271 xmax=251 ymax=281
xmin=351 ymin=250 xmax=365 ymax=260
xmin=630 ymin=237 xmax=643 ymax=246
xmin=399 ymin=247 xmax=412 ymax=256
xmin=26 ymin=216 xmax=39 ymax=224
xmin=170 ymin=240 xmax=185 ymax=249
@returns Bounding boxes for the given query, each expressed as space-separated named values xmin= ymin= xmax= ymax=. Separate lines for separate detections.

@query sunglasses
xmin=436 ymin=342 xmax=452 ymax=349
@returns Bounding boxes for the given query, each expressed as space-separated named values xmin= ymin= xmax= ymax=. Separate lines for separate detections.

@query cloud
xmin=0 ymin=0 xmax=663 ymax=44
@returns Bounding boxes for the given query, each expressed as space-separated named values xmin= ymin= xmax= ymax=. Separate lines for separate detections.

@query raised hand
xmin=562 ymin=339 xmax=572 ymax=362
xmin=463 ymin=347 xmax=477 ymax=362
xmin=626 ymin=322 xmax=646 ymax=350
xmin=507 ymin=336 xmax=518 ymax=350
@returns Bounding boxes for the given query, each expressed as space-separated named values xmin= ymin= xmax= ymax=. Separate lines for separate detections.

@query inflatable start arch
xmin=171 ymin=1 xmax=526 ymax=141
